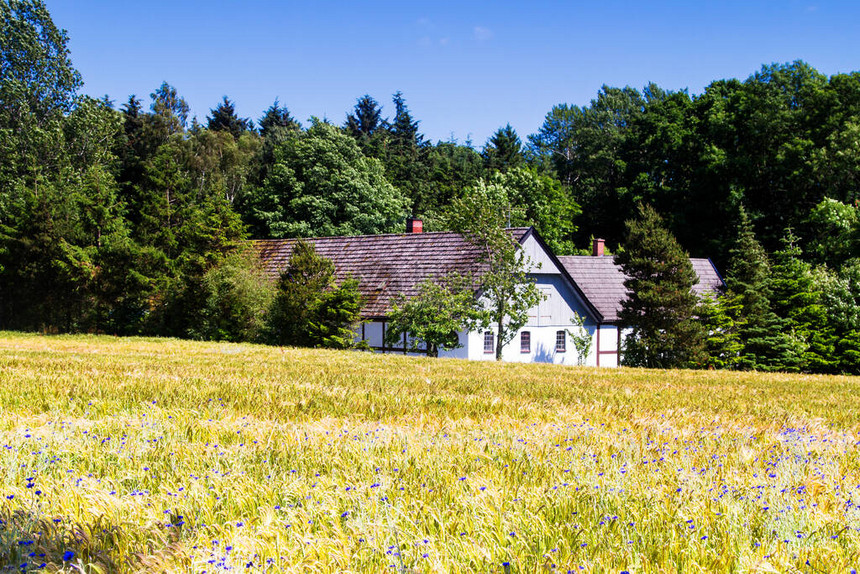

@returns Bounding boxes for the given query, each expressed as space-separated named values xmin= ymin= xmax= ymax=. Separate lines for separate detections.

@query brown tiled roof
xmin=557 ymin=256 xmax=724 ymax=323
xmin=253 ymin=229 xmax=531 ymax=318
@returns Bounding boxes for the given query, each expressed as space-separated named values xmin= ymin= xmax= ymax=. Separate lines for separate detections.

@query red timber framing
xmin=595 ymin=323 xmax=620 ymax=367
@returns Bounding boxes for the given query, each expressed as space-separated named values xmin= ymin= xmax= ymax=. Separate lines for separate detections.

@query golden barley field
xmin=0 ymin=332 xmax=859 ymax=573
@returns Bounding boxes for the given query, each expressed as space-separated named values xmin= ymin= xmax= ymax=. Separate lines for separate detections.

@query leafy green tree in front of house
xmin=385 ymin=273 xmax=486 ymax=357
xmin=265 ymin=239 xmax=362 ymax=349
xmin=616 ymin=204 xmax=705 ymax=368
xmin=441 ymin=187 xmax=544 ymax=361
xmin=566 ymin=312 xmax=594 ymax=366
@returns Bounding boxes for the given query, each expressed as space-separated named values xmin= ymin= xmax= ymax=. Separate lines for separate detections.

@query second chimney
xmin=592 ymin=238 xmax=605 ymax=257
xmin=406 ymin=217 xmax=423 ymax=233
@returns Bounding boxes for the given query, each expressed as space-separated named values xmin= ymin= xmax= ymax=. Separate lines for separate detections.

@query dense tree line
xmin=0 ymin=1 xmax=858 ymax=372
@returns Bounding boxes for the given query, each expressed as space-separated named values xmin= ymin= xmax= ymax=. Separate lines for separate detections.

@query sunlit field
xmin=1 ymin=333 xmax=859 ymax=572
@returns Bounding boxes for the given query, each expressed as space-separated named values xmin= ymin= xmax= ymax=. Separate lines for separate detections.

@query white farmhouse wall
xmin=595 ymin=324 xmax=620 ymax=367
xmin=443 ymin=271 xmax=603 ymax=366
xmin=520 ymin=234 xmax=561 ymax=274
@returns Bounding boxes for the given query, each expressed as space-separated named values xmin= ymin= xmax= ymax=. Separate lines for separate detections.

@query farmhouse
xmin=253 ymin=221 xmax=723 ymax=367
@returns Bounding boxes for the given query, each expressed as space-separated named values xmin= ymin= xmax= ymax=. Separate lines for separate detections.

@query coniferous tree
xmin=207 ymin=96 xmax=252 ymax=139
xmin=725 ymin=210 xmax=802 ymax=371
xmin=769 ymin=229 xmax=837 ymax=372
xmin=616 ymin=204 xmax=705 ymax=368
xmin=389 ymin=91 xmax=422 ymax=149
xmin=483 ymin=124 xmax=524 ymax=172
xmin=345 ymin=95 xmax=385 ymax=140
xmin=258 ymin=99 xmax=301 ymax=136
xmin=385 ymin=91 xmax=430 ymax=212
xmin=265 ymin=240 xmax=362 ymax=348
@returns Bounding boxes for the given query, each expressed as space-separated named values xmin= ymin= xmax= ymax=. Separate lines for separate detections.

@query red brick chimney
xmin=592 ymin=238 xmax=605 ymax=257
xmin=406 ymin=217 xmax=423 ymax=233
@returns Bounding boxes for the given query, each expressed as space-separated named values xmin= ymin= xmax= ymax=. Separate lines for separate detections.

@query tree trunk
xmin=495 ymin=300 xmax=505 ymax=361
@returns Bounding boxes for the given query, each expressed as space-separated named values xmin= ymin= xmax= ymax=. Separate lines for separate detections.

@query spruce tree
xmin=769 ymin=229 xmax=837 ymax=372
xmin=258 ymin=99 xmax=301 ymax=136
xmin=482 ymin=124 xmax=524 ymax=172
xmin=385 ymin=91 xmax=429 ymax=213
xmin=207 ymin=96 xmax=252 ymax=139
xmin=615 ymin=204 xmax=705 ymax=368
xmin=389 ymin=91 xmax=422 ymax=148
xmin=725 ymin=210 xmax=802 ymax=371
xmin=345 ymin=95 xmax=385 ymax=140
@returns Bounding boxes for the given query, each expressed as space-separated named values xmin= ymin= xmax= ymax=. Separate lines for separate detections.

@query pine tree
xmin=725 ymin=210 xmax=803 ymax=371
xmin=345 ymin=95 xmax=385 ymax=140
xmin=615 ymin=204 xmax=705 ymax=368
xmin=483 ymin=124 xmax=524 ymax=172
xmin=258 ymin=99 xmax=301 ymax=136
xmin=769 ymin=229 xmax=837 ymax=372
xmin=207 ymin=96 xmax=252 ymax=139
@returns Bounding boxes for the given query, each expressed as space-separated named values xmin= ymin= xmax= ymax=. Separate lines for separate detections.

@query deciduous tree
xmin=442 ymin=188 xmax=544 ymax=361
xmin=385 ymin=273 xmax=484 ymax=357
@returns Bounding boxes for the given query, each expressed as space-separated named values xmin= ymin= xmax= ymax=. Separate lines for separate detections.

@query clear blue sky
xmin=49 ymin=0 xmax=860 ymax=147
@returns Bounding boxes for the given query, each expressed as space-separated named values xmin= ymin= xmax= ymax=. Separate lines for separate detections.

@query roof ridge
xmin=251 ymin=227 xmax=533 ymax=243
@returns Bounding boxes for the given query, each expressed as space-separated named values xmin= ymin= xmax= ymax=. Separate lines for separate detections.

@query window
xmin=555 ymin=330 xmax=566 ymax=353
xmin=483 ymin=331 xmax=494 ymax=354
xmin=520 ymin=331 xmax=531 ymax=354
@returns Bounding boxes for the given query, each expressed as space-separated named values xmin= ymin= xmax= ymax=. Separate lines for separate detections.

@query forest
xmin=0 ymin=0 xmax=858 ymax=373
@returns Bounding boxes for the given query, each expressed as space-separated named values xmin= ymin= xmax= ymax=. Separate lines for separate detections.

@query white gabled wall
xmin=520 ymin=233 xmax=561 ymax=274
xmin=438 ymin=270 xmax=612 ymax=366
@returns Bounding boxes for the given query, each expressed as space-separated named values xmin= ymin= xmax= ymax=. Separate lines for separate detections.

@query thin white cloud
xmin=474 ymin=26 xmax=492 ymax=41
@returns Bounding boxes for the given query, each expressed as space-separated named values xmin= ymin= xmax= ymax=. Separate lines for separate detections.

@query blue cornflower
xmin=62 ymin=551 xmax=75 ymax=561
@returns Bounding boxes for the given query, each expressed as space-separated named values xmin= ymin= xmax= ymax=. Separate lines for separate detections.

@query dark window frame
xmin=555 ymin=330 xmax=566 ymax=353
xmin=483 ymin=331 xmax=494 ymax=354
xmin=520 ymin=331 xmax=531 ymax=354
